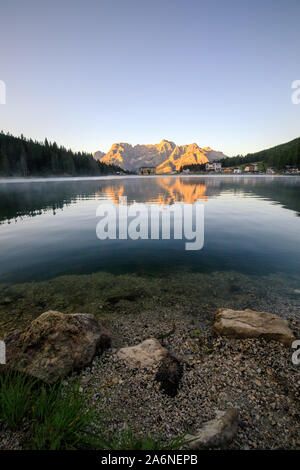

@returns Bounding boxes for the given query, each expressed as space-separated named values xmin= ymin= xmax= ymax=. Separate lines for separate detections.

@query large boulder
xmin=4 ymin=310 xmax=111 ymax=383
xmin=116 ymin=338 xmax=167 ymax=368
xmin=185 ymin=409 xmax=239 ymax=449
xmin=213 ymin=308 xmax=295 ymax=346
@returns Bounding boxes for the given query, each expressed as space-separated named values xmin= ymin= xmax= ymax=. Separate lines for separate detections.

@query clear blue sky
xmin=0 ymin=0 xmax=299 ymax=156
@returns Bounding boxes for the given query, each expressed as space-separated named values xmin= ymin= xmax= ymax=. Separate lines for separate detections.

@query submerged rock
xmin=185 ymin=409 xmax=239 ymax=449
xmin=0 ymin=297 xmax=13 ymax=305
xmin=5 ymin=310 xmax=111 ymax=383
xmin=155 ymin=354 xmax=183 ymax=397
xmin=213 ymin=308 xmax=295 ymax=345
xmin=116 ymin=338 xmax=167 ymax=368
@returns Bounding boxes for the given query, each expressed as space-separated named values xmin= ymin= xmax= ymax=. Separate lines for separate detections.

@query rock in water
xmin=4 ymin=310 xmax=111 ymax=383
xmin=116 ymin=338 xmax=167 ymax=368
xmin=185 ymin=409 xmax=239 ymax=449
xmin=213 ymin=308 xmax=295 ymax=346
xmin=155 ymin=354 xmax=183 ymax=397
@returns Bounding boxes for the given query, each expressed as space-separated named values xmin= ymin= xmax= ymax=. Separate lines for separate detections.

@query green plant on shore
xmin=189 ymin=328 xmax=201 ymax=338
xmin=0 ymin=370 xmax=189 ymax=450
xmin=0 ymin=370 xmax=102 ymax=450
xmin=0 ymin=370 xmax=37 ymax=430
xmin=28 ymin=381 xmax=100 ymax=450
xmin=101 ymin=429 xmax=188 ymax=450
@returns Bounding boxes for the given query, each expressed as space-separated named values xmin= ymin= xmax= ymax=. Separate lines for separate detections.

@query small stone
xmin=155 ymin=354 xmax=183 ymax=397
xmin=213 ymin=308 xmax=295 ymax=345
xmin=0 ymin=297 xmax=13 ymax=305
xmin=185 ymin=409 xmax=239 ymax=450
xmin=116 ymin=338 xmax=167 ymax=369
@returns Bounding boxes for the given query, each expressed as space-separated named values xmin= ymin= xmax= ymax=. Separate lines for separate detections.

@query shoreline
xmin=77 ymin=309 xmax=299 ymax=450
xmin=0 ymin=271 xmax=299 ymax=450
xmin=1 ymin=174 xmax=300 ymax=185
xmin=1 ymin=269 xmax=299 ymax=337
xmin=1 ymin=307 xmax=299 ymax=450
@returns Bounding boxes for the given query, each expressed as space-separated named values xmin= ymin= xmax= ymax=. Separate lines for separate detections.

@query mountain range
xmin=93 ymin=139 xmax=227 ymax=173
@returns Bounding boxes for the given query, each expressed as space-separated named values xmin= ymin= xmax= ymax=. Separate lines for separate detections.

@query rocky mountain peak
xmin=96 ymin=140 xmax=227 ymax=173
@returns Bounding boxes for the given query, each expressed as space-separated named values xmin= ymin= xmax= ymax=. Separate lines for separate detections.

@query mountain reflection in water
xmin=0 ymin=176 xmax=300 ymax=285
xmin=0 ymin=176 xmax=300 ymax=224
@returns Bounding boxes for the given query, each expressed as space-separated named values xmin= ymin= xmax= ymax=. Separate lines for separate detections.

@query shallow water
xmin=0 ymin=175 xmax=299 ymax=331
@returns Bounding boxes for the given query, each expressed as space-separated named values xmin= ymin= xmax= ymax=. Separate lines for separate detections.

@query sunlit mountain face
xmin=95 ymin=140 xmax=227 ymax=173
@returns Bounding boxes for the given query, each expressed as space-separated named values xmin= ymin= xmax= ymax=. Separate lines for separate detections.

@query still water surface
xmin=0 ymin=175 xmax=299 ymax=285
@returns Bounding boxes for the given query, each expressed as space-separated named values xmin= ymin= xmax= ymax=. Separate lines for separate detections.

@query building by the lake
xmin=245 ymin=163 xmax=259 ymax=173
xmin=139 ymin=167 xmax=156 ymax=175
xmin=205 ymin=161 xmax=222 ymax=172
xmin=285 ymin=165 xmax=300 ymax=174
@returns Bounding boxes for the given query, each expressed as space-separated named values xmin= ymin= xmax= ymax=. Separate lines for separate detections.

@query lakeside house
xmin=266 ymin=167 xmax=276 ymax=174
xmin=233 ymin=168 xmax=242 ymax=174
xmin=223 ymin=168 xmax=233 ymax=173
xmin=285 ymin=165 xmax=300 ymax=174
xmin=139 ymin=167 xmax=156 ymax=175
xmin=205 ymin=161 xmax=222 ymax=172
xmin=245 ymin=163 xmax=259 ymax=173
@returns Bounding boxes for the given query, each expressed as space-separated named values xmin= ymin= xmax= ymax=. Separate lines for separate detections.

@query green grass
xmin=101 ymin=429 xmax=188 ymax=450
xmin=0 ymin=370 xmax=101 ymax=449
xmin=0 ymin=370 xmax=189 ymax=450
xmin=28 ymin=381 xmax=100 ymax=450
xmin=0 ymin=370 xmax=37 ymax=430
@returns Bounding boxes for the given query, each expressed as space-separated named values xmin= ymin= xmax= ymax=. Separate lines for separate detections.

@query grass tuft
xmin=0 ymin=370 xmax=101 ymax=449
xmin=0 ymin=369 xmax=37 ymax=430
xmin=0 ymin=370 xmax=188 ymax=450
xmin=28 ymin=381 xmax=99 ymax=450
xmin=101 ymin=429 xmax=188 ymax=450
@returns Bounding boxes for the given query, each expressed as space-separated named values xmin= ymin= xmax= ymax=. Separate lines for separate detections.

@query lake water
xmin=0 ymin=175 xmax=300 ymax=331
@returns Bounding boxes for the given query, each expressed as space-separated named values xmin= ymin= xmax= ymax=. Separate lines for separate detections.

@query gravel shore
xmin=0 ymin=272 xmax=299 ymax=450
xmin=75 ymin=309 xmax=300 ymax=450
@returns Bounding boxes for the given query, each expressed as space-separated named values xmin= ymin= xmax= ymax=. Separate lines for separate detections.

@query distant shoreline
xmin=1 ymin=174 xmax=300 ymax=184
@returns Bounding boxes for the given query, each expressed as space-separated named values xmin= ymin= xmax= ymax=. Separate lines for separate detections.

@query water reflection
xmin=0 ymin=176 xmax=300 ymax=224
xmin=0 ymin=176 xmax=300 ymax=284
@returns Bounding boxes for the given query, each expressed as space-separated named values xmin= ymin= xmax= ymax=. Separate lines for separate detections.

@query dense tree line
xmin=221 ymin=137 xmax=300 ymax=170
xmin=179 ymin=163 xmax=206 ymax=172
xmin=0 ymin=132 xmax=123 ymax=176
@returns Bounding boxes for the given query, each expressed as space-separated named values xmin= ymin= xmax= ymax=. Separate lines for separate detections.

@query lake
xmin=0 ymin=175 xmax=300 ymax=333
